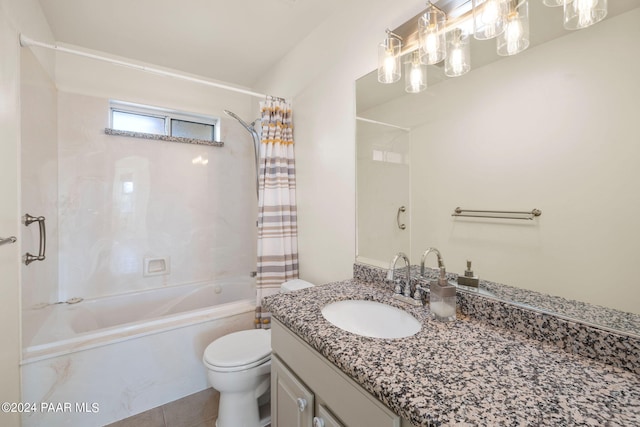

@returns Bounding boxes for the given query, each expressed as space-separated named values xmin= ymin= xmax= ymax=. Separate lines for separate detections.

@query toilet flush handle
xmin=296 ymin=398 xmax=307 ymax=412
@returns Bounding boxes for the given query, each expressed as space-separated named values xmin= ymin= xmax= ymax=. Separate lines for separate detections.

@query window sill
xmin=105 ymin=128 xmax=224 ymax=147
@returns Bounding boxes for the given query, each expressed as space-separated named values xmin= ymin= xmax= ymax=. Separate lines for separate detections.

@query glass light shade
xmin=445 ymin=29 xmax=470 ymax=77
xmin=542 ymin=0 xmax=563 ymax=6
xmin=405 ymin=51 xmax=427 ymax=93
xmin=418 ymin=3 xmax=446 ymax=65
xmin=497 ymin=1 xmax=530 ymax=56
xmin=378 ymin=33 xmax=402 ymax=83
xmin=564 ymin=0 xmax=607 ymax=30
xmin=472 ymin=0 xmax=508 ymax=40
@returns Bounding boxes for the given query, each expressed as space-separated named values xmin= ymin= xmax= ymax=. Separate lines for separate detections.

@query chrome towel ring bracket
xmin=23 ymin=213 xmax=46 ymax=265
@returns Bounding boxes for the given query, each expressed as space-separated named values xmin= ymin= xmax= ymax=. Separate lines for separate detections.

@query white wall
xmin=0 ymin=8 xmax=22 ymax=426
xmin=254 ymin=0 xmax=423 ymax=285
xmin=0 ymin=0 xmax=55 ymax=425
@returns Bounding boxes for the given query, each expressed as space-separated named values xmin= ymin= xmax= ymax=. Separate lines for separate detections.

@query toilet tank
xmin=280 ymin=279 xmax=314 ymax=293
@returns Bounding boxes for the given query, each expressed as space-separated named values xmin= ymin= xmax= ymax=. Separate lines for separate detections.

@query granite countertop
xmin=263 ymin=279 xmax=640 ymax=427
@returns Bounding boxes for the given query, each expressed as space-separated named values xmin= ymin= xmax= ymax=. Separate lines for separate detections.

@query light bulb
xmin=425 ymin=29 xmax=440 ymax=57
xmin=482 ymin=0 xmax=500 ymax=25
xmin=378 ymin=31 xmax=402 ymax=83
xmin=409 ymin=64 xmax=423 ymax=92
xmin=505 ymin=14 xmax=523 ymax=55
xmin=419 ymin=4 xmax=446 ymax=64
xmin=564 ymin=0 xmax=606 ymax=30
xmin=481 ymin=0 xmax=501 ymax=38
xmin=445 ymin=28 xmax=470 ymax=77
xmin=405 ymin=51 xmax=427 ymax=93
xmin=450 ymin=47 xmax=464 ymax=76
xmin=576 ymin=0 xmax=597 ymax=28
xmin=384 ymin=53 xmax=397 ymax=82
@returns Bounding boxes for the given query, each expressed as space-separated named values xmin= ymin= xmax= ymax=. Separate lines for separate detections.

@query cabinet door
xmin=314 ymin=403 xmax=345 ymax=427
xmin=272 ymin=355 xmax=314 ymax=427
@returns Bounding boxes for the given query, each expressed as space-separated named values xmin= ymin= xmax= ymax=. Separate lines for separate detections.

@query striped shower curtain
xmin=255 ymin=98 xmax=298 ymax=328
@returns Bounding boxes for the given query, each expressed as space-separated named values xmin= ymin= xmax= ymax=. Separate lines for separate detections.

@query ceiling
xmin=37 ymin=0 xmax=345 ymax=88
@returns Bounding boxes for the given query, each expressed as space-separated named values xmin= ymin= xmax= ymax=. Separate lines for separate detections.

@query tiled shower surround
xmin=55 ymin=91 xmax=257 ymax=303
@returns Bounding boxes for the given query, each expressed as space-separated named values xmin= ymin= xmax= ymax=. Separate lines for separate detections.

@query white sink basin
xmin=321 ymin=300 xmax=421 ymax=339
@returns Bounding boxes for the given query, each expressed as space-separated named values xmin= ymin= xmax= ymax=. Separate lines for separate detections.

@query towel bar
xmin=452 ymin=207 xmax=542 ymax=220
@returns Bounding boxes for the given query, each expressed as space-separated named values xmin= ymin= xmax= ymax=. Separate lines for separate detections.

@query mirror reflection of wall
xmin=356 ymin=6 xmax=640 ymax=319
xmin=356 ymin=119 xmax=410 ymax=266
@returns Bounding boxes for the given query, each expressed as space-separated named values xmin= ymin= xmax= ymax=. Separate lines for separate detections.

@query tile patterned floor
xmin=105 ymin=389 xmax=219 ymax=427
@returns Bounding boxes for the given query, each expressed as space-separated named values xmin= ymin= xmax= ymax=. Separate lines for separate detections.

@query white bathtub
xmin=20 ymin=277 xmax=257 ymax=427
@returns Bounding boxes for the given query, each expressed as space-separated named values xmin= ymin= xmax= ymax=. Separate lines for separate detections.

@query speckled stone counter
xmin=263 ymin=279 xmax=640 ymax=426
xmin=354 ymin=264 xmax=640 ymax=375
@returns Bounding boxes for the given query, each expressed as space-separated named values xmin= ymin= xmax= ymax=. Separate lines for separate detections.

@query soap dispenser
xmin=429 ymin=267 xmax=457 ymax=322
xmin=457 ymin=260 xmax=479 ymax=288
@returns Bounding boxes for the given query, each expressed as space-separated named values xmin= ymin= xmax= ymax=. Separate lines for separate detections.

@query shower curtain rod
xmin=19 ymin=34 xmax=286 ymax=102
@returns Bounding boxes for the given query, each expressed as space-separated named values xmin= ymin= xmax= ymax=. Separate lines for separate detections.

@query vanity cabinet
xmin=272 ymin=354 xmax=315 ymax=427
xmin=271 ymin=319 xmax=410 ymax=427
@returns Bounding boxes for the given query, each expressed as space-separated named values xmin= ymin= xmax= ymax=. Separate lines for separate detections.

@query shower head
xmin=223 ymin=109 xmax=259 ymax=133
xmin=223 ymin=109 xmax=261 ymax=199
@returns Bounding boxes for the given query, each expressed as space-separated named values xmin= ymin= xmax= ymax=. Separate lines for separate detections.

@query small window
xmin=112 ymin=110 xmax=166 ymax=135
xmin=171 ymin=119 xmax=215 ymax=141
xmin=109 ymin=101 xmax=219 ymax=142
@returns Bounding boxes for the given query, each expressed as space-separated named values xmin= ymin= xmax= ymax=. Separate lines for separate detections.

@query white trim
xmin=356 ymin=116 xmax=411 ymax=132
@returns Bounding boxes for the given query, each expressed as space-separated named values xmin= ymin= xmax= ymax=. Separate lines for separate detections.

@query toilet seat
xmin=203 ymin=329 xmax=271 ymax=372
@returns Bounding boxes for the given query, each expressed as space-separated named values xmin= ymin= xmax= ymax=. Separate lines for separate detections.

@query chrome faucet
xmin=387 ymin=252 xmax=424 ymax=306
xmin=386 ymin=252 xmax=411 ymax=296
xmin=420 ymin=247 xmax=445 ymax=278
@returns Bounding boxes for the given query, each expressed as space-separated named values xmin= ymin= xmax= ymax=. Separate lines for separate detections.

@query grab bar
xmin=396 ymin=206 xmax=407 ymax=230
xmin=23 ymin=213 xmax=46 ymax=265
xmin=452 ymin=207 xmax=542 ymax=221
xmin=0 ymin=236 xmax=17 ymax=247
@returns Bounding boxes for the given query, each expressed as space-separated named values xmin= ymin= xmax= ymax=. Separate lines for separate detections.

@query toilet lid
xmin=204 ymin=329 xmax=271 ymax=369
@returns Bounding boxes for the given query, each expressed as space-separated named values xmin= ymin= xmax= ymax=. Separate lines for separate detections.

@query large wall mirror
xmin=356 ymin=1 xmax=640 ymax=336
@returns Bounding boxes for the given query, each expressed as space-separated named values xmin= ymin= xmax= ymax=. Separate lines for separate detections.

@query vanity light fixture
xmin=445 ymin=28 xmax=471 ymax=77
xmin=418 ymin=2 xmax=447 ymax=65
xmin=563 ymin=0 xmax=607 ymax=30
xmin=376 ymin=0 xmax=609 ymax=91
xmin=405 ymin=51 xmax=428 ymax=93
xmin=472 ymin=0 xmax=507 ymax=40
xmin=378 ymin=29 xmax=403 ymax=84
xmin=497 ymin=0 xmax=530 ymax=56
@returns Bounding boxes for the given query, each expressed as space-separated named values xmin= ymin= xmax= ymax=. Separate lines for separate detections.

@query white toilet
xmin=203 ymin=279 xmax=314 ymax=427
